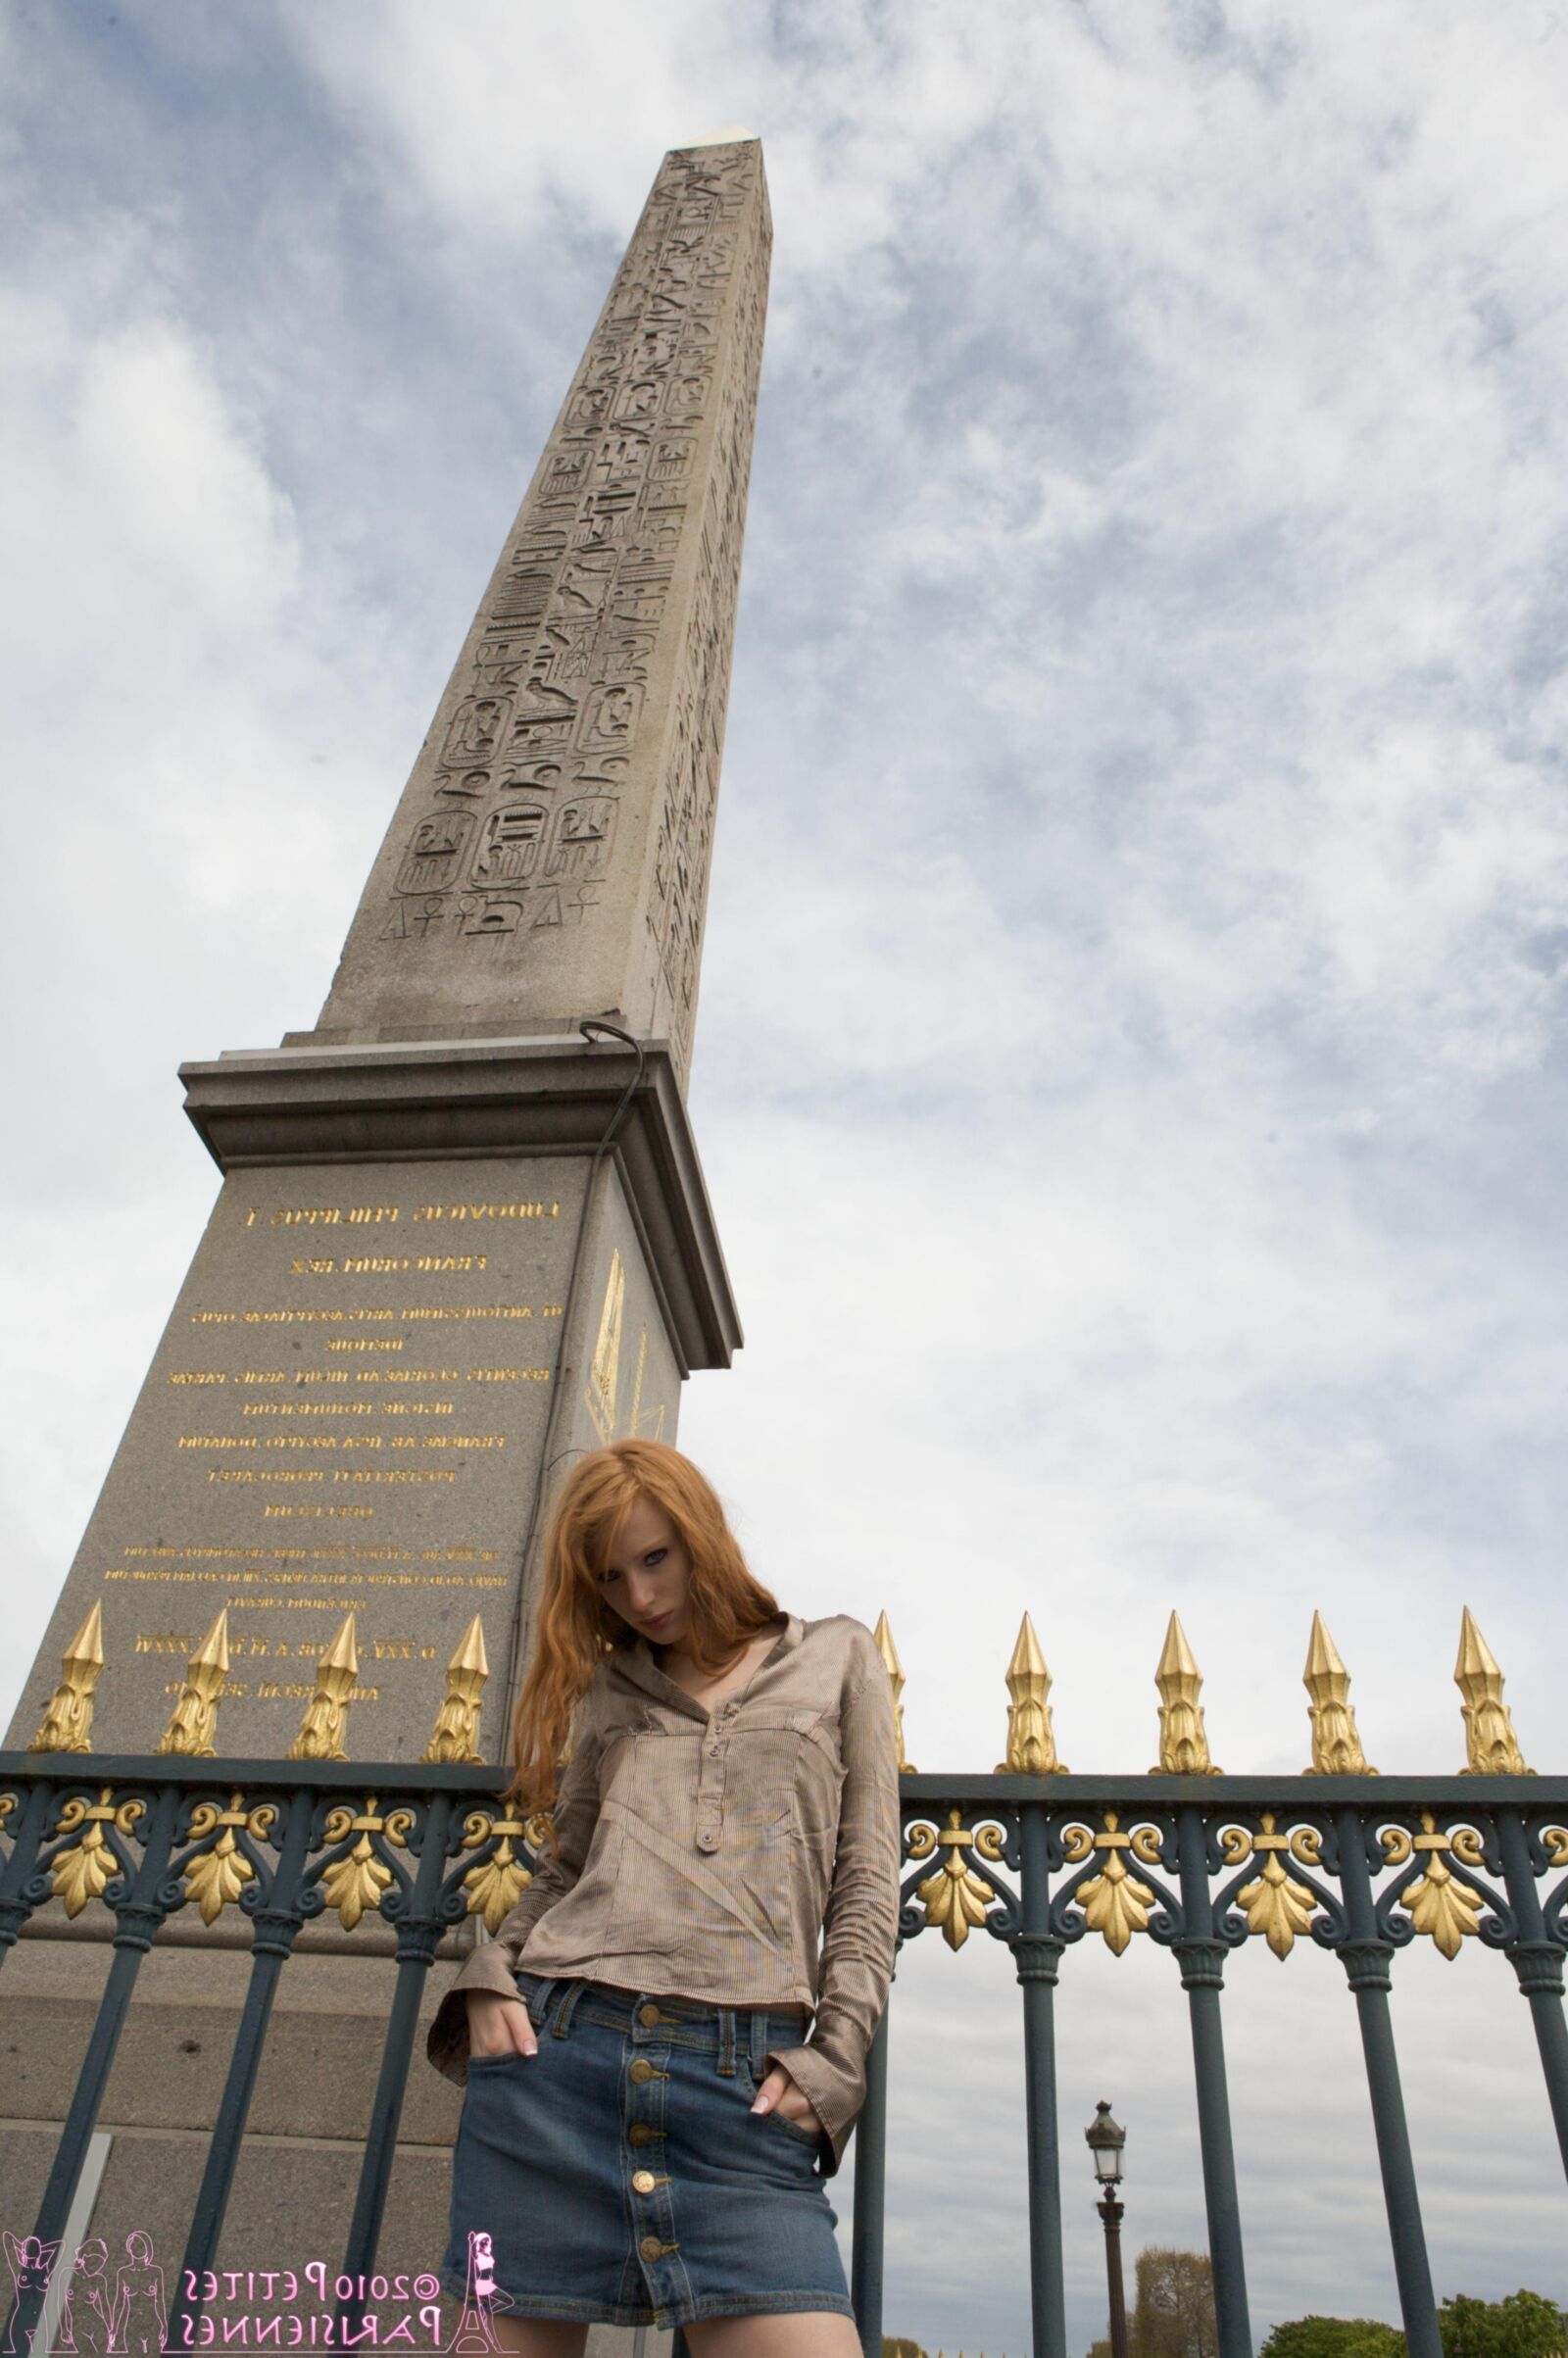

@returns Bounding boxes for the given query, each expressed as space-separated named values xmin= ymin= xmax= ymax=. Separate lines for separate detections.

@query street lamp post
xmin=1085 ymin=2100 xmax=1129 ymax=2358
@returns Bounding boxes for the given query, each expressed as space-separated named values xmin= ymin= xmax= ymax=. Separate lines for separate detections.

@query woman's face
xmin=597 ymin=1496 xmax=692 ymax=1648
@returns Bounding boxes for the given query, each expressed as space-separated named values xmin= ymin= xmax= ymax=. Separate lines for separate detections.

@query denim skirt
xmin=440 ymin=1972 xmax=855 ymax=2330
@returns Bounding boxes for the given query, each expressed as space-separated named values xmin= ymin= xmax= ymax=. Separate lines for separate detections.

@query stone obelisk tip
xmin=678 ymin=124 xmax=760 ymax=147
xmin=313 ymin=139 xmax=771 ymax=1094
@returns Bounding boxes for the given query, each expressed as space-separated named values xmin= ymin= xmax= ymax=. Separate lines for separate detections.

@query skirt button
xmin=632 ymin=2169 xmax=658 ymax=2194
xmin=638 ymin=2002 xmax=661 ymax=2028
xmin=628 ymin=2122 xmax=656 ymax=2145
xmin=629 ymin=2057 xmax=655 ymax=2085
xmin=639 ymin=2235 xmax=664 ymax=2264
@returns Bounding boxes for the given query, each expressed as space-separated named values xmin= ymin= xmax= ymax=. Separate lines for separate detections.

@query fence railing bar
xmin=9 ymin=1781 xmax=182 ymax=2357
xmin=31 ymin=2127 xmax=114 ymax=2355
xmin=334 ymin=1793 xmax=458 ymax=2334
xmin=0 ymin=1752 xmax=507 ymax=1791
xmin=1004 ymin=1801 xmax=1065 ymax=2358
xmin=1014 ymin=1800 xmax=1067 ymax=2358
xmin=896 ymin=1773 xmax=1552 ymax=1806
xmin=1172 ymin=1805 xmax=1250 ymax=2358
xmin=0 ymin=1778 xmax=57 ymax=1974
xmin=167 ymin=1786 xmax=320 ymax=2349
xmin=1494 ymin=1809 xmax=1568 ymax=2184
xmin=851 ymin=2000 xmax=891 ymax=2357
xmin=1334 ymin=1803 xmax=1441 ymax=2358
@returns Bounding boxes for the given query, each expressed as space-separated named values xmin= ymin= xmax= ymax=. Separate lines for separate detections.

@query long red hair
xmin=506 ymin=1439 xmax=780 ymax=1815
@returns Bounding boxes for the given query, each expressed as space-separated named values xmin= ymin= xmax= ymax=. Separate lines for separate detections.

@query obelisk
xmin=317 ymin=133 xmax=768 ymax=1075
xmin=1 ymin=136 xmax=768 ymax=2346
xmin=5 ymin=134 xmax=766 ymax=1765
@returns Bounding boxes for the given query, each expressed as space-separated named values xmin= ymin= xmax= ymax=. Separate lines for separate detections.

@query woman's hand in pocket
xmin=749 ymin=2064 xmax=823 ymax=2137
xmin=466 ymin=1991 xmax=536 ymax=2059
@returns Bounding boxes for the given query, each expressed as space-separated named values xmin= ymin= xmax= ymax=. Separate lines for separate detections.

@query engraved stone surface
xmin=3 ymin=1154 xmax=679 ymax=1761
xmin=315 ymin=138 xmax=770 ymax=1091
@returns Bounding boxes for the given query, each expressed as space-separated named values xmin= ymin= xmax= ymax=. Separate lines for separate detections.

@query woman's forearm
xmin=763 ymin=1649 xmax=902 ymax=2153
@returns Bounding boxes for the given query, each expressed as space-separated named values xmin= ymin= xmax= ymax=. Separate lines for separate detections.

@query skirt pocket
xmin=736 ymin=2052 xmax=828 ymax=2159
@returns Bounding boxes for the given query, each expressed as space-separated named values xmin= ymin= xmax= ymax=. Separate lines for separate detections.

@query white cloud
xmin=73 ymin=318 xmax=300 ymax=620
xmin=281 ymin=0 xmax=762 ymax=240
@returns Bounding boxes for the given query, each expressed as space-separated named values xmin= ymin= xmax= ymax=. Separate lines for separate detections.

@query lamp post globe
xmin=1086 ymin=2099 xmax=1126 ymax=2186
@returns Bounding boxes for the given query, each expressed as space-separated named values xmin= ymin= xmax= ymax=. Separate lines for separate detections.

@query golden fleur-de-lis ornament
xmin=996 ymin=1614 xmax=1066 ymax=1773
xmin=1454 ymin=1609 xmax=1532 ymax=1776
xmin=1236 ymin=1814 xmax=1318 ymax=1958
xmin=1076 ymin=1814 xmax=1156 ymax=1955
xmin=1396 ymin=1812 xmax=1486 ymax=1957
xmin=285 ymin=1614 xmax=360 ymax=1762
xmin=421 ymin=1616 xmax=489 ymax=1763
xmin=181 ymin=1794 xmax=276 ymax=1924
xmin=49 ymin=1790 xmax=144 ymax=1916
xmin=30 ymin=1603 xmax=106 ymax=1753
xmin=156 ymin=1610 xmax=231 ymax=1757
xmin=874 ymin=1611 xmax=915 ymax=1771
xmin=1152 ymin=1612 xmax=1220 ymax=1775
xmin=1301 ymin=1612 xmax=1376 ymax=1776
xmin=912 ymin=1810 xmax=996 ymax=1950
xmin=461 ymin=1806 xmax=540 ymax=1934
xmin=319 ymin=1797 xmax=411 ymax=1931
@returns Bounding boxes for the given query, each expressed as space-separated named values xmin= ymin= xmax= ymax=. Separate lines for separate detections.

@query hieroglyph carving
xmin=376 ymin=143 xmax=768 ymax=1035
xmin=646 ymin=231 xmax=766 ymax=1061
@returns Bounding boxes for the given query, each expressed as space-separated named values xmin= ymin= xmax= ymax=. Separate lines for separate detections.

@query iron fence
xmin=2 ymin=1755 xmax=1565 ymax=2358
xmin=2 ymin=1605 xmax=1565 ymax=2358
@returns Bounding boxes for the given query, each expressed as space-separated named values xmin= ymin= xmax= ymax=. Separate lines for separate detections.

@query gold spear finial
xmin=1455 ymin=1608 xmax=1533 ymax=1776
xmin=1152 ymin=1611 xmax=1220 ymax=1775
xmin=156 ymin=1610 xmax=231 ymax=1757
xmin=285 ymin=1613 xmax=360 ymax=1762
xmin=996 ymin=1613 xmax=1066 ymax=1773
xmin=420 ymin=1616 xmax=490 ymax=1763
xmin=873 ymin=1610 xmax=915 ymax=1771
xmin=29 ymin=1602 xmax=106 ymax=1752
xmin=1301 ymin=1611 xmax=1377 ymax=1776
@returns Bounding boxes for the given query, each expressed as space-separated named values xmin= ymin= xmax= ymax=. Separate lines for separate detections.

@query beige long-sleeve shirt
xmin=425 ymin=1611 xmax=901 ymax=2174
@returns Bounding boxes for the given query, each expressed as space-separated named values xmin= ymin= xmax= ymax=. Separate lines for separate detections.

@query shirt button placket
xmin=696 ymin=1713 xmax=726 ymax=1855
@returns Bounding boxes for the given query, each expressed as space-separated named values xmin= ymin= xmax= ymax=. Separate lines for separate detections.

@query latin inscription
xmin=12 ymin=1163 xmax=584 ymax=1755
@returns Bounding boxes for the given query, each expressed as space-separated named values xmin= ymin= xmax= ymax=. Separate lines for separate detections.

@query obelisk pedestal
xmin=1 ymin=134 xmax=768 ymax=2351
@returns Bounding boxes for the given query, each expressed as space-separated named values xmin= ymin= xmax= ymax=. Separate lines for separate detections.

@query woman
xmin=2 ymin=2235 xmax=59 ymax=2357
xmin=108 ymin=2233 xmax=166 ymax=2358
xmin=61 ymin=2240 xmax=115 ymax=2357
xmin=426 ymin=1438 xmax=903 ymax=2355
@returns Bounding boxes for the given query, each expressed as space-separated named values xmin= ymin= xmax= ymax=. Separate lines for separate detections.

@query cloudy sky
xmin=4 ymin=0 xmax=1568 ymax=2346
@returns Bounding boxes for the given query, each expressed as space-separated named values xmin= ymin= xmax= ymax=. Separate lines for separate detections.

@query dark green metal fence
xmin=2 ymin=1754 xmax=1565 ymax=2358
